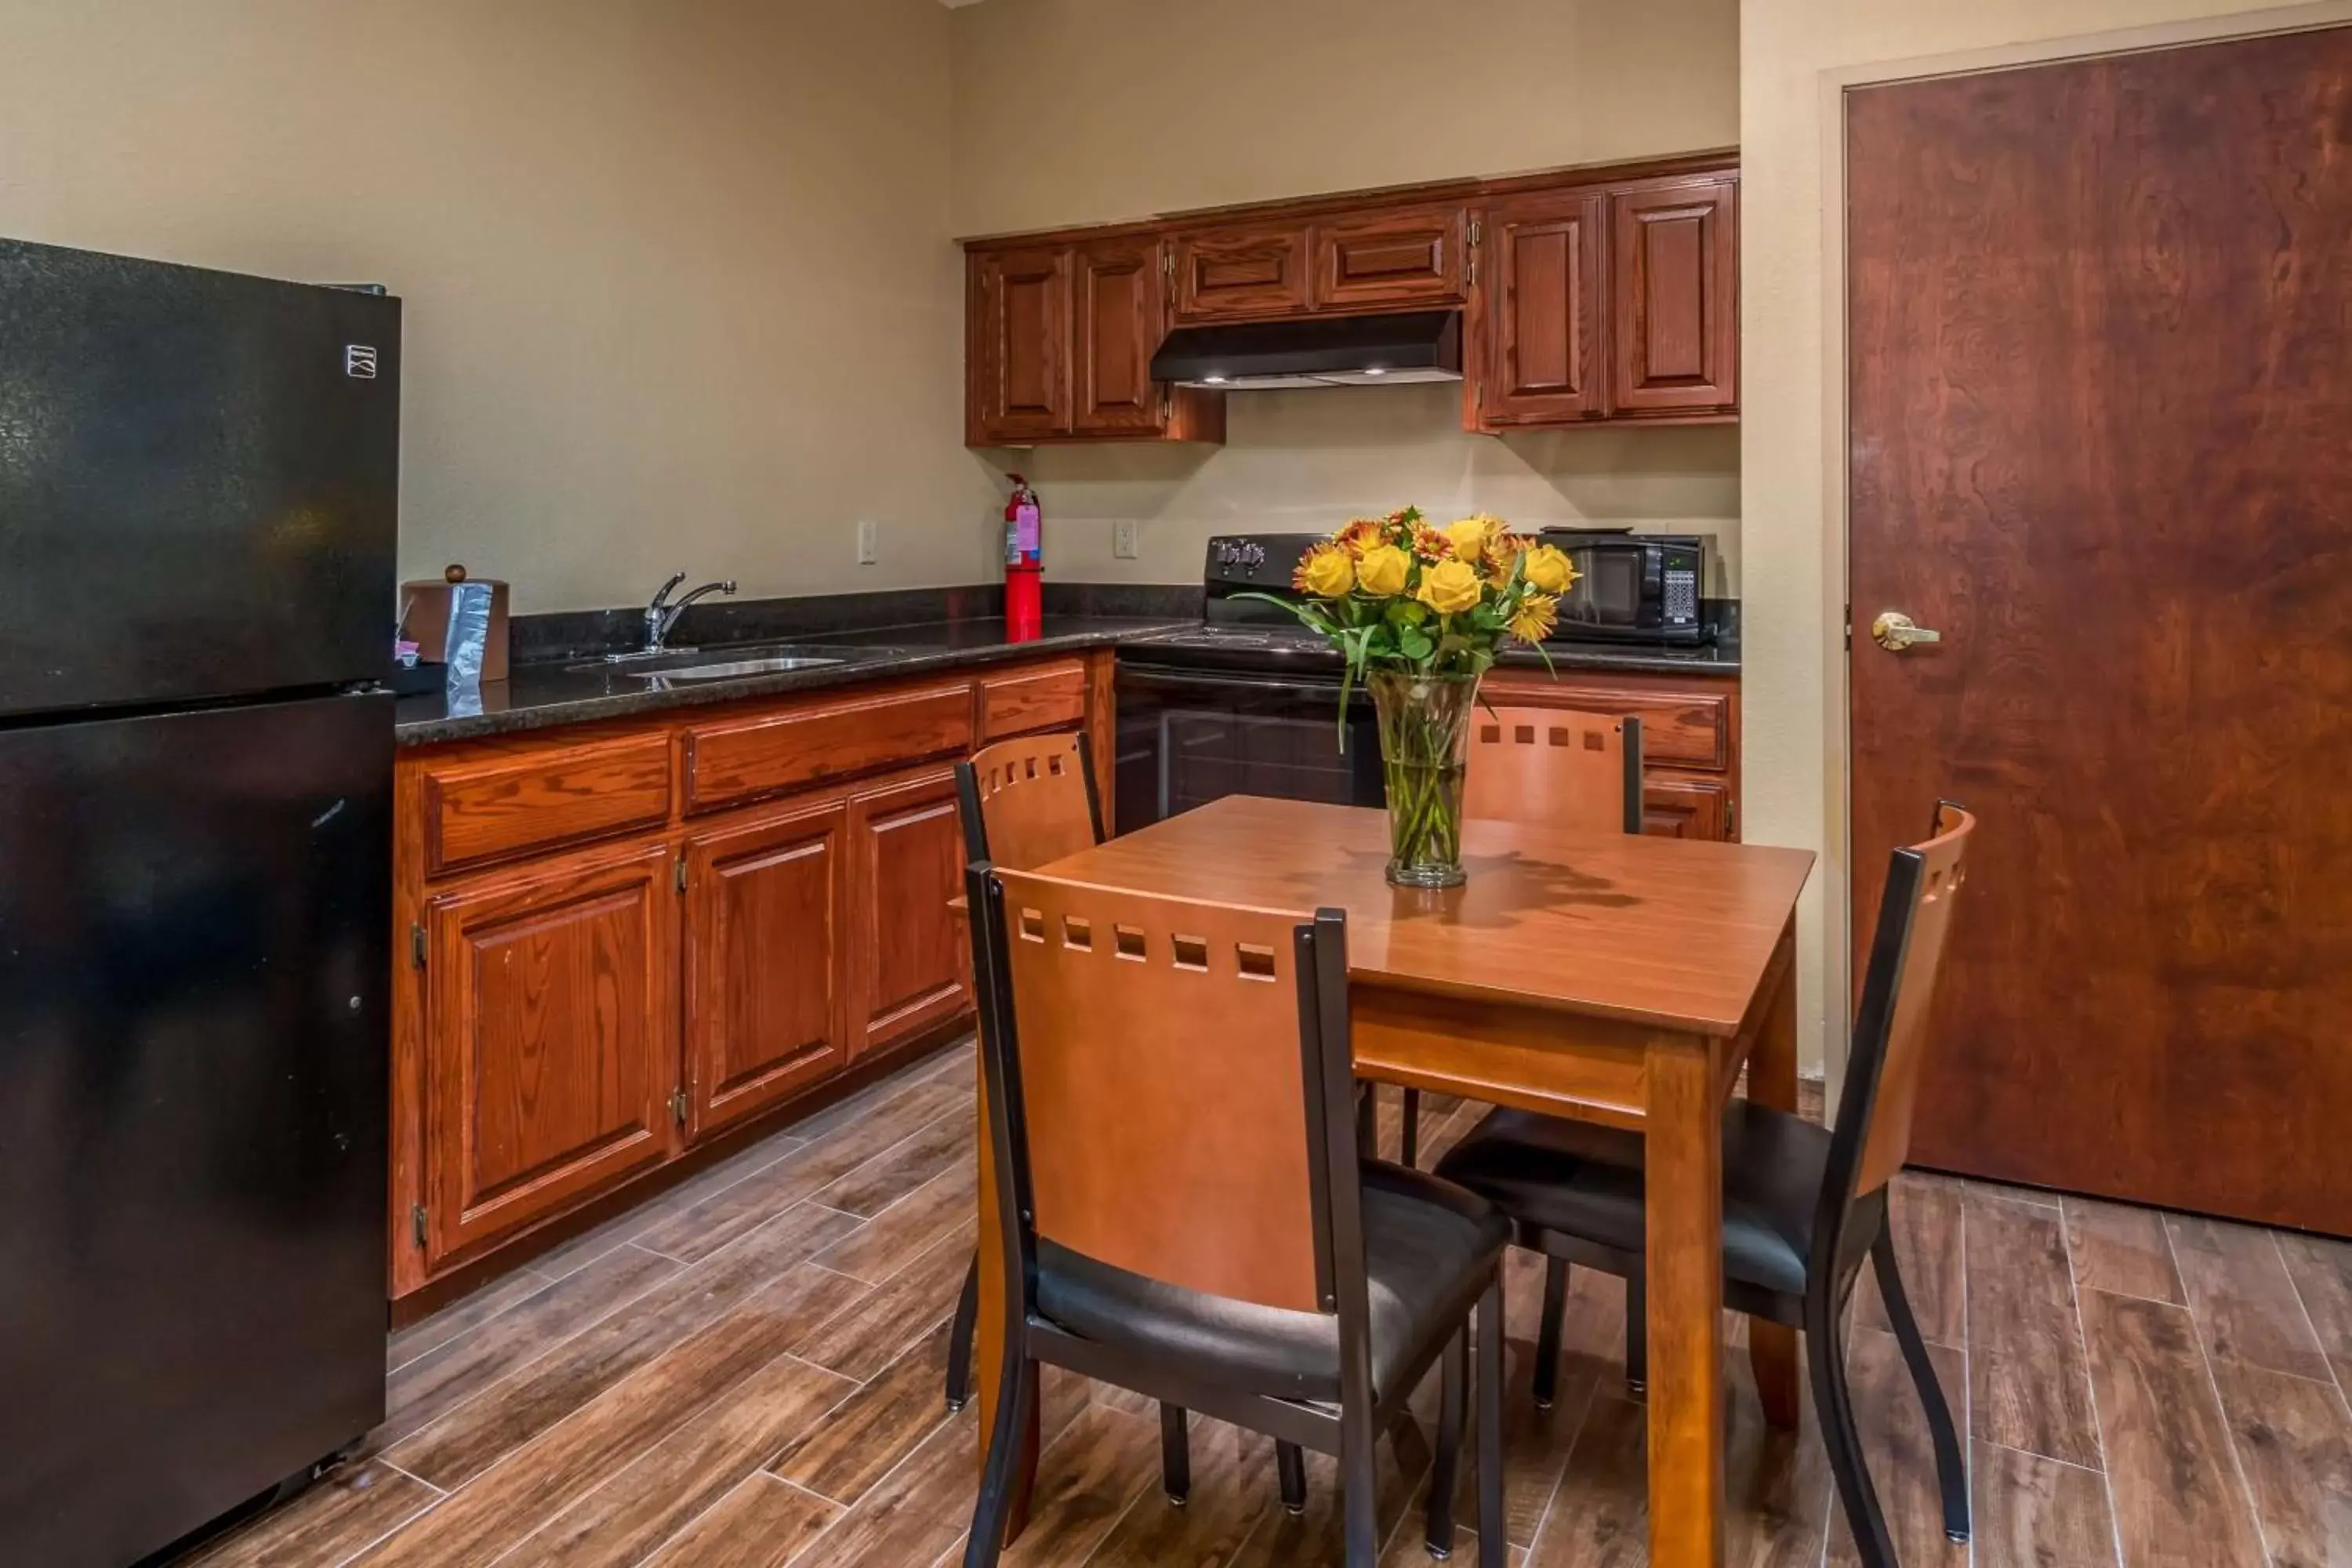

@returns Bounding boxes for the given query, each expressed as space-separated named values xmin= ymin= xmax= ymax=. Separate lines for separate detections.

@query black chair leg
xmin=945 ymin=1254 xmax=980 ymax=1411
xmin=1809 ymin=1278 xmax=1900 ymax=1568
xmin=1872 ymin=1229 xmax=1969 ymax=1542
xmin=1401 ymin=1087 xmax=1421 ymax=1167
xmin=1625 ymin=1276 xmax=1647 ymax=1394
xmin=1475 ymin=1275 xmax=1506 ymax=1568
xmin=1427 ymin=1328 xmax=1467 ymax=1557
xmin=1340 ymin=1407 xmax=1383 ymax=1566
xmin=963 ymin=1343 xmax=1037 ymax=1568
xmin=1533 ymin=1255 xmax=1568 ymax=1409
xmin=1277 ymin=1439 xmax=1308 ymax=1515
xmin=1160 ymin=1403 xmax=1191 ymax=1505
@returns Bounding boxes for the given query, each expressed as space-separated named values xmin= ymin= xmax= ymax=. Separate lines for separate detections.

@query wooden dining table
xmin=969 ymin=793 xmax=1817 ymax=1568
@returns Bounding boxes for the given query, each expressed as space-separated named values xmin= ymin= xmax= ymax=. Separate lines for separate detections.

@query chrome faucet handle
xmin=648 ymin=571 xmax=688 ymax=612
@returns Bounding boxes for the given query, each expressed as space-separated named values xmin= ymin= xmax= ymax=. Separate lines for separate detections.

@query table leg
xmin=1746 ymin=925 xmax=1803 ymax=1431
xmin=1646 ymin=1039 xmax=1726 ymax=1568
xmin=974 ymin=1063 xmax=1037 ymax=1544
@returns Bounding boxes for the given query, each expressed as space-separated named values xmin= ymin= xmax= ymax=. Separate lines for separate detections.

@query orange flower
xmin=1410 ymin=523 xmax=1453 ymax=561
xmin=1334 ymin=517 xmax=1389 ymax=557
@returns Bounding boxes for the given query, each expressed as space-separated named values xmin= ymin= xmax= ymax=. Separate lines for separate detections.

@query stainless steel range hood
xmin=1149 ymin=310 xmax=1461 ymax=390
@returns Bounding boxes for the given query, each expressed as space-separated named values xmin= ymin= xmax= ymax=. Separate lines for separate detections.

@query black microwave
xmin=1537 ymin=529 xmax=1713 ymax=645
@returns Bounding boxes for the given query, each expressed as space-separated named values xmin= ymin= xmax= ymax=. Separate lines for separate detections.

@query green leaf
xmin=1398 ymin=630 xmax=1433 ymax=661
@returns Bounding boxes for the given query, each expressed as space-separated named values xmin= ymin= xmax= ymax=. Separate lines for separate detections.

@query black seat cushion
xmin=1432 ymin=1101 xmax=1829 ymax=1298
xmin=1033 ymin=1160 xmax=1510 ymax=1404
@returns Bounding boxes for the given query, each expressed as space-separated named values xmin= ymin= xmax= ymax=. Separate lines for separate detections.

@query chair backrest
xmin=1463 ymin=706 xmax=1644 ymax=833
xmin=956 ymin=731 xmax=1102 ymax=869
xmin=1831 ymin=801 xmax=1977 ymax=1202
xmin=968 ymin=864 xmax=1360 ymax=1319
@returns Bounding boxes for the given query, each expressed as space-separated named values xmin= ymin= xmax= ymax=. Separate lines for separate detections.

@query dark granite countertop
xmin=394 ymin=616 xmax=1187 ymax=746
xmin=396 ymin=609 xmax=1739 ymax=747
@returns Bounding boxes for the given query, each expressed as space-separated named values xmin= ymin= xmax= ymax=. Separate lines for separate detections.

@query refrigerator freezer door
xmin=0 ymin=692 xmax=392 ymax=1566
xmin=0 ymin=240 xmax=399 ymax=717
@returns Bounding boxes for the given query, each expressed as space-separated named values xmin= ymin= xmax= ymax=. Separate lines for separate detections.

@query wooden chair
xmin=945 ymin=731 xmax=1103 ymax=1412
xmin=964 ymin=865 xmax=1511 ymax=1568
xmin=1435 ymin=803 xmax=1977 ymax=1567
xmin=1392 ymin=709 xmax=1643 ymax=1167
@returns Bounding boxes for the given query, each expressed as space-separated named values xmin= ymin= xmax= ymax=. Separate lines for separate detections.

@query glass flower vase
xmin=1369 ymin=669 xmax=1478 ymax=888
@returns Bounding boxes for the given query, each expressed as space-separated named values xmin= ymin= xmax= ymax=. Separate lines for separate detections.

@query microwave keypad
xmin=1664 ymin=569 xmax=1700 ymax=624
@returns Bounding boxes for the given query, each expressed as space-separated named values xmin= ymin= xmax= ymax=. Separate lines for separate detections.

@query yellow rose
xmin=1522 ymin=543 xmax=1577 ymax=594
xmin=1508 ymin=591 xmax=1559 ymax=644
xmin=1356 ymin=543 xmax=1411 ymax=597
xmin=1293 ymin=543 xmax=1355 ymax=598
xmin=1417 ymin=558 xmax=1483 ymax=615
xmin=1443 ymin=517 xmax=1491 ymax=563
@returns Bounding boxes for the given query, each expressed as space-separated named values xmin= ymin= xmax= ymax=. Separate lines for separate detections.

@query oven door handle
xmin=1114 ymin=662 xmax=1359 ymax=703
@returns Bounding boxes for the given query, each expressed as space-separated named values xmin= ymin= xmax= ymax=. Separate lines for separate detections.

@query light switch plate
xmin=856 ymin=520 xmax=878 ymax=565
xmin=1112 ymin=519 xmax=1140 ymax=560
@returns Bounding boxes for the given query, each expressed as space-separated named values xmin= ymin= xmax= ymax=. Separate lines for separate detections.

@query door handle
xmin=1870 ymin=612 xmax=1943 ymax=652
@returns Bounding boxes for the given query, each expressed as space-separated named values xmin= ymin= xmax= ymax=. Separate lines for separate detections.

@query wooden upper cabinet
xmin=1476 ymin=191 xmax=1606 ymax=427
xmin=1172 ymin=223 xmax=1312 ymax=322
xmin=1608 ymin=175 xmax=1737 ymax=416
xmin=971 ymin=245 xmax=1070 ymax=444
xmin=682 ymin=797 xmax=849 ymax=1140
xmin=1312 ymin=204 xmax=1467 ymax=312
xmin=846 ymin=765 xmax=970 ymax=1058
xmin=419 ymin=839 xmax=677 ymax=1269
xmin=1072 ymin=237 xmax=1168 ymax=435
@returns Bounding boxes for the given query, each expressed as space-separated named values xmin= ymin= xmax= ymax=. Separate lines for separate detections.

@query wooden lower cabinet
xmin=1483 ymin=666 xmax=1740 ymax=841
xmin=392 ymin=652 xmax=1112 ymax=1298
xmin=419 ymin=838 xmax=678 ymax=1273
xmin=847 ymin=766 xmax=971 ymax=1058
xmin=683 ymin=797 xmax=849 ymax=1140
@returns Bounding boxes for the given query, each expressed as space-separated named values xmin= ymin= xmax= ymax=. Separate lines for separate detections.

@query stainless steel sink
xmin=623 ymin=655 xmax=844 ymax=681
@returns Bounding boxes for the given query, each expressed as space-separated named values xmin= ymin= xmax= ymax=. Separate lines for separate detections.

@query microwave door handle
xmin=1116 ymin=664 xmax=1357 ymax=703
xmin=1641 ymin=546 xmax=1664 ymax=600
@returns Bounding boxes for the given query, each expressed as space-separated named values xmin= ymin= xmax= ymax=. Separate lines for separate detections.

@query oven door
xmin=1112 ymin=662 xmax=1385 ymax=836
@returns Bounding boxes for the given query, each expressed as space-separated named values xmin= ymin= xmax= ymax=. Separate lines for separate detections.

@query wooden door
xmin=972 ymin=245 xmax=1069 ymax=443
xmin=420 ymin=839 xmax=677 ymax=1268
xmin=681 ymin=797 xmax=848 ymax=1140
xmin=1607 ymin=175 xmax=1736 ymax=416
xmin=1071 ymin=238 xmax=1167 ymax=436
xmin=1476 ymin=191 xmax=1606 ymax=427
xmin=1312 ymin=203 xmax=1467 ymax=312
xmin=1171 ymin=223 xmax=1312 ymax=322
xmin=846 ymin=765 xmax=971 ymax=1057
xmin=1847 ymin=29 xmax=2352 ymax=1233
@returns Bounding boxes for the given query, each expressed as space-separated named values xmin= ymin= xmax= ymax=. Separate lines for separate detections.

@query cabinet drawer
xmin=420 ymin=733 xmax=673 ymax=877
xmin=1481 ymin=676 xmax=1732 ymax=772
xmin=684 ymin=681 xmax=975 ymax=814
xmin=978 ymin=661 xmax=1089 ymax=741
xmin=1312 ymin=204 xmax=1467 ymax=310
xmin=1173 ymin=223 xmax=1312 ymax=322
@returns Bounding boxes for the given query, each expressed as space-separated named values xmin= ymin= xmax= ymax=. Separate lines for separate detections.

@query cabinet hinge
xmin=411 ymin=1203 xmax=427 ymax=1248
xmin=1162 ymin=249 xmax=1174 ymax=277
xmin=1468 ymin=218 xmax=1483 ymax=247
xmin=410 ymin=924 xmax=427 ymax=969
xmin=1466 ymin=256 xmax=1476 ymax=289
xmin=671 ymin=1088 xmax=690 ymax=1127
xmin=1726 ymin=798 xmax=1738 ymax=840
xmin=674 ymin=854 xmax=688 ymax=894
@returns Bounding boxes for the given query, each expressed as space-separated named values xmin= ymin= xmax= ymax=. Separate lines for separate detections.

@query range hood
xmin=1149 ymin=310 xmax=1461 ymax=390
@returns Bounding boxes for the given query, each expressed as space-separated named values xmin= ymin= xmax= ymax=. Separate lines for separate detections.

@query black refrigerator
xmin=0 ymin=239 xmax=397 ymax=1566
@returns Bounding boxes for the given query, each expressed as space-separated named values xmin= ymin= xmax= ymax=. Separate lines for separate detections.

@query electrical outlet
xmin=855 ymin=520 xmax=878 ymax=565
xmin=1112 ymin=519 xmax=1140 ymax=560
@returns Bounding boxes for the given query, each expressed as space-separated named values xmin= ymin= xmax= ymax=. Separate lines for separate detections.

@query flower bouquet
xmin=1246 ymin=508 xmax=1579 ymax=887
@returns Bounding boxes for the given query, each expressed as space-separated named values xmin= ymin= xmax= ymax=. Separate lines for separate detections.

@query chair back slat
xmin=1849 ymin=802 xmax=1977 ymax=1195
xmin=960 ymin=731 xmax=1100 ymax=869
xmin=1463 ymin=706 xmax=1643 ymax=833
xmin=987 ymin=867 xmax=1330 ymax=1314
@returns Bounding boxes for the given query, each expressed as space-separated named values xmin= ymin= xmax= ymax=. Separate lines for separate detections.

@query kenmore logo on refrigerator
xmin=344 ymin=344 xmax=378 ymax=379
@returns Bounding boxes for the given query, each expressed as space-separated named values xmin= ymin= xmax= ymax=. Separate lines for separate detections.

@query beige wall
xmin=950 ymin=0 xmax=1740 ymax=236
xmin=1000 ymin=387 xmax=1741 ymax=593
xmin=0 ymin=0 xmax=1003 ymax=613
xmin=1740 ymin=0 xmax=2350 ymax=1075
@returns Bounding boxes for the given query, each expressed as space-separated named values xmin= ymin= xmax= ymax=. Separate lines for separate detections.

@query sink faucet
xmin=641 ymin=572 xmax=737 ymax=655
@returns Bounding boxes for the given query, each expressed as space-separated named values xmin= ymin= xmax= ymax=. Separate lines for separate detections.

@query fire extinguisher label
xmin=1013 ymin=503 xmax=1042 ymax=565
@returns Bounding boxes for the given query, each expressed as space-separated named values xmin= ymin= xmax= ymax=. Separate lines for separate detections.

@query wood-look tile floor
xmin=177 ymin=1042 xmax=2352 ymax=1568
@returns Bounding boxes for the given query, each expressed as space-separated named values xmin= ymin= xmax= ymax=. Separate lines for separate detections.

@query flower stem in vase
xmin=1370 ymin=670 xmax=1477 ymax=888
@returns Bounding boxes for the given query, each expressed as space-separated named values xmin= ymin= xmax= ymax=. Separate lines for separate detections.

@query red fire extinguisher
xmin=1004 ymin=474 xmax=1043 ymax=641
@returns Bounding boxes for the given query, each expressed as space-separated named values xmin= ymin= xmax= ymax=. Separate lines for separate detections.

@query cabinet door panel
xmin=1073 ymin=238 xmax=1167 ymax=434
xmin=423 ymin=840 xmax=675 ymax=1268
xmin=1313 ymin=204 xmax=1466 ymax=311
xmin=1172 ymin=224 xmax=1312 ymax=322
xmin=1609 ymin=176 xmax=1737 ymax=416
xmin=1642 ymin=778 xmax=1731 ymax=842
xmin=973 ymin=246 xmax=1070 ymax=442
xmin=848 ymin=767 xmax=970 ymax=1057
xmin=1479 ymin=192 xmax=1605 ymax=426
xmin=684 ymin=800 xmax=848 ymax=1138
